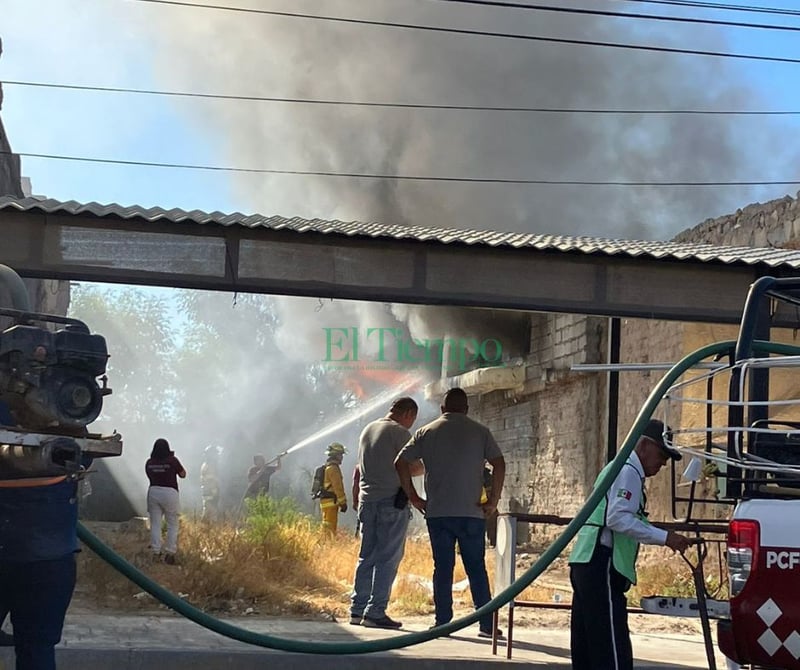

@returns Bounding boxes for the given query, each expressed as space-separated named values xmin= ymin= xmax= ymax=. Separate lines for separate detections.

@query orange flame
xmin=342 ymin=367 xmax=426 ymax=400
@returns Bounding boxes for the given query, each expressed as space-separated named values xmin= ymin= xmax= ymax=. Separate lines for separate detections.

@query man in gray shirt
xmin=395 ymin=387 xmax=505 ymax=638
xmin=350 ymin=397 xmax=420 ymax=629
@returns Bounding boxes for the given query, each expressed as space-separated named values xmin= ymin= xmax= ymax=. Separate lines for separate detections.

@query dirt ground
xmin=71 ymin=559 xmax=706 ymax=637
xmin=66 ymin=588 xmax=704 ymax=638
xmin=494 ymin=559 xmax=706 ymax=636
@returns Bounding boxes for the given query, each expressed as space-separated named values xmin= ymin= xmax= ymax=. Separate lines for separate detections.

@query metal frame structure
xmin=4 ymin=197 xmax=800 ymax=324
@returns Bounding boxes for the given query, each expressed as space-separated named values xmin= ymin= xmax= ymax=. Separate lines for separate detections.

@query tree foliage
xmin=68 ymin=283 xmax=179 ymax=425
xmin=68 ymin=284 xmax=352 ymax=453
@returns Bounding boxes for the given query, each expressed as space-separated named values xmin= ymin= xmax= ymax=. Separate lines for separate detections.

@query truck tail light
xmin=728 ymin=519 xmax=760 ymax=597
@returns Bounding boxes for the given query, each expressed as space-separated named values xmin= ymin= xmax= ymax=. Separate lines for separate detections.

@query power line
xmin=618 ymin=0 xmax=800 ymax=18
xmin=129 ymin=0 xmax=800 ymax=65
xmin=11 ymin=151 xmax=800 ymax=186
xmin=7 ymin=79 xmax=800 ymax=115
xmin=428 ymin=0 xmax=800 ymax=33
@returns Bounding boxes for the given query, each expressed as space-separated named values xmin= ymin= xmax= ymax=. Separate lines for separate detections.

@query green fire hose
xmin=78 ymin=339 xmax=799 ymax=654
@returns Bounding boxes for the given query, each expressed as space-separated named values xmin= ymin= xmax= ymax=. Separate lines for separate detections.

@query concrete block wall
xmin=476 ymin=312 xmax=607 ymax=542
xmin=529 ymin=313 xmax=605 ymax=373
xmin=475 ymin=392 xmax=535 ymax=515
xmin=533 ymin=374 xmax=603 ymax=516
xmin=23 ymin=279 xmax=71 ymax=320
xmin=476 ymin=310 xmax=716 ymax=533
xmin=478 ymin=373 xmax=603 ymax=544
xmin=475 ymin=311 xmax=689 ymax=533
xmin=616 ymin=317 xmax=685 ymax=521
xmin=616 ymin=317 xmax=685 ymax=441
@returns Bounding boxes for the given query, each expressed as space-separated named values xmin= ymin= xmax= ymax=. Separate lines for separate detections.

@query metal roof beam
xmin=0 ymin=207 xmax=762 ymax=323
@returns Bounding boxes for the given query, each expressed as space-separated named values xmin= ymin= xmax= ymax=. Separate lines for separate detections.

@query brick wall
xmin=472 ymin=306 xmax=718 ymax=530
xmin=617 ymin=318 xmax=685 ymax=520
xmin=476 ymin=392 xmax=535 ymax=517
xmin=466 ymin=194 xmax=800 ymax=536
xmin=476 ymin=313 xmax=606 ymax=542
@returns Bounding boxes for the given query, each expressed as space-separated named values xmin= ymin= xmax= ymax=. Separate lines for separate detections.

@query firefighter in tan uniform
xmin=319 ymin=442 xmax=348 ymax=535
xmin=200 ymin=445 xmax=221 ymax=522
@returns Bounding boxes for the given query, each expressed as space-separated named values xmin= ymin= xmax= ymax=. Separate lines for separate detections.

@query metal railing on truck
xmin=492 ymin=513 xmax=728 ymax=661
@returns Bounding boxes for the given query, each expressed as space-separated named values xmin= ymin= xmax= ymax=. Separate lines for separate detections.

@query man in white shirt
xmin=569 ymin=419 xmax=691 ymax=670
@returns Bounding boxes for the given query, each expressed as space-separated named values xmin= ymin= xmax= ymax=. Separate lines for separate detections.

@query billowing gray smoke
xmin=134 ymin=0 xmax=797 ymax=239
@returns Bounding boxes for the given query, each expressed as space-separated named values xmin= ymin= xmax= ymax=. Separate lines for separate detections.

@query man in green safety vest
xmin=568 ymin=419 xmax=691 ymax=670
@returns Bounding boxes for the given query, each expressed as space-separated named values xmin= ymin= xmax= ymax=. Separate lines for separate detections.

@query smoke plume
xmin=131 ymin=0 xmax=798 ymax=239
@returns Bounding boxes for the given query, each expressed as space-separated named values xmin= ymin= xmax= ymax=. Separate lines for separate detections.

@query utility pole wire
xmin=9 ymin=151 xmax=800 ymax=186
xmin=618 ymin=0 xmax=800 ymax=19
xmin=428 ymin=0 xmax=800 ymax=33
xmin=129 ymin=0 xmax=800 ymax=65
xmin=6 ymin=80 xmax=800 ymax=115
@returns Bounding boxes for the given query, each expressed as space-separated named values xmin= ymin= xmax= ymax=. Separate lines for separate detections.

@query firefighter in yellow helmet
xmin=320 ymin=442 xmax=348 ymax=535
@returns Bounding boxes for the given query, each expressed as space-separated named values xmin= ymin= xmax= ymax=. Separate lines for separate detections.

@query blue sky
xmin=2 ymin=1 xmax=231 ymax=212
xmin=3 ymin=0 xmax=800 ymax=239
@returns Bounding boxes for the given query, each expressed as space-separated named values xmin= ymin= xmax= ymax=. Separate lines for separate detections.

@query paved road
xmin=0 ymin=612 xmax=727 ymax=669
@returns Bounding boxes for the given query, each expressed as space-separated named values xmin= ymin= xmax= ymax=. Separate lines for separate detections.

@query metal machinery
xmin=0 ymin=264 xmax=122 ymax=480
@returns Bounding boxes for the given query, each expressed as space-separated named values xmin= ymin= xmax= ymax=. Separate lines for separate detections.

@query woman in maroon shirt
xmin=145 ymin=438 xmax=186 ymax=564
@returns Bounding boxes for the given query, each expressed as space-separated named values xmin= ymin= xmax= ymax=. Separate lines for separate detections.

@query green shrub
xmin=243 ymin=495 xmax=318 ymax=560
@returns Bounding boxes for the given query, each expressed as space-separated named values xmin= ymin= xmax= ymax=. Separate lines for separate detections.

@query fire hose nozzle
xmin=267 ymin=451 xmax=289 ymax=465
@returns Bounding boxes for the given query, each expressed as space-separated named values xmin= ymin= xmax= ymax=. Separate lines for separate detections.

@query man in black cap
xmin=568 ymin=418 xmax=692 ymax=670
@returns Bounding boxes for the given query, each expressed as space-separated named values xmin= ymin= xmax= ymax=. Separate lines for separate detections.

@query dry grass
xmin=78 ymin=500 xmax=351 ymax=617
xmin=505 ymin=544 xmax=724 ymax=610
xmin=76 ymin=502 xmax=712 ymax=622
xmin=628 ymin=547 xmax=729 ymax=605
xmin=77 ymin=511 xmax=476 ymax=619
xmin=77 ymin=499 xmax=436 ymax=618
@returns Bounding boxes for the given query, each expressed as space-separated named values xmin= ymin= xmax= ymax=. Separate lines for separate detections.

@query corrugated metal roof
xmin=3 ymin=195 xmax=800 ymax=269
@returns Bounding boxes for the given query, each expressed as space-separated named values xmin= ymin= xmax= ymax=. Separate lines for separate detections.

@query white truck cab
xmin=641 ymin=277 xmax=800 ymax=669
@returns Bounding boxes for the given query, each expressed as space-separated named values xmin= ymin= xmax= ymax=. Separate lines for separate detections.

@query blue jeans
xmin=427 ymin=516 xmax=493 ymax=632
xmin=350 ymin=497 xmax=410 ymax=619
xmin=0 ymin=553 xmax=77 ymax=670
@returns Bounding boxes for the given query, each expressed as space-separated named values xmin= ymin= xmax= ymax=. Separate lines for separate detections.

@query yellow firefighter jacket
xmin=319 ymin=461 xmax=347 ymax=510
